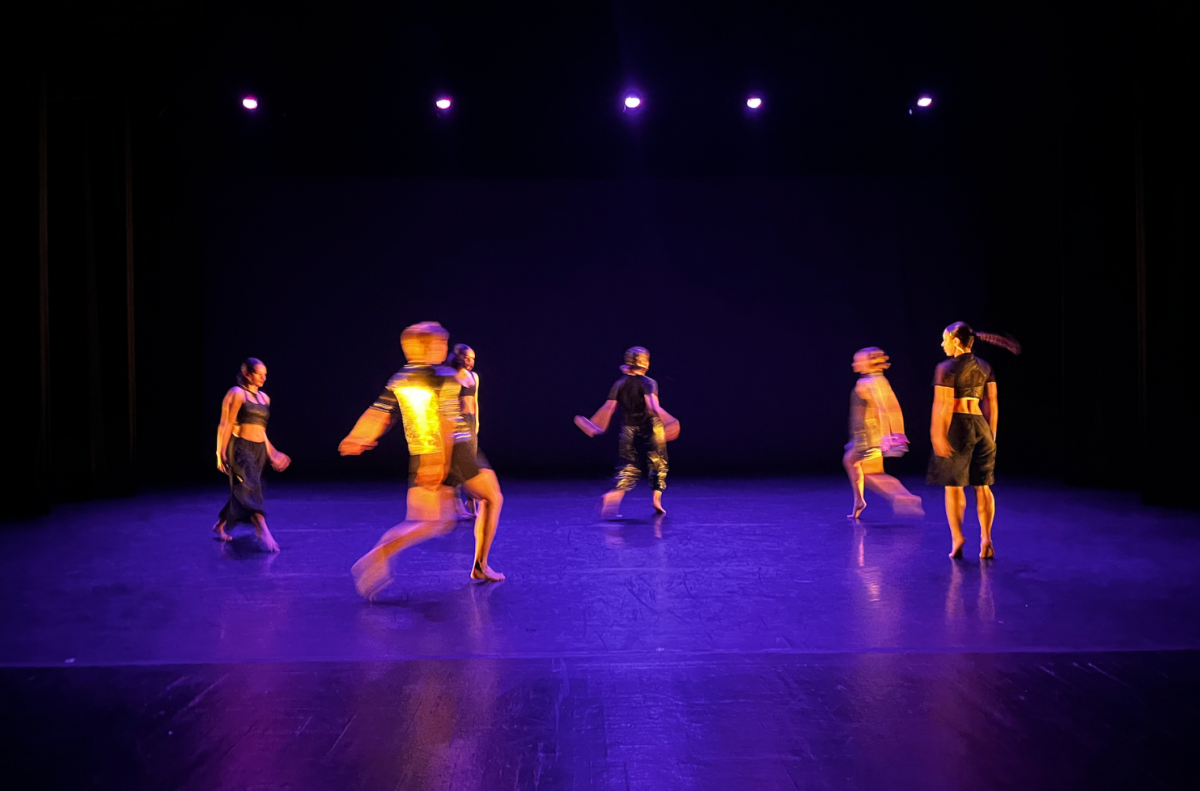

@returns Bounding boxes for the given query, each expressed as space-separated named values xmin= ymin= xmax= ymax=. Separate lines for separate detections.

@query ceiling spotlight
xmin=746 ymin=97 xmax=763 ymax=110
xmin=242 ymin=96 xmax=258 ymax=110
xmin=624 ymin=95 xmax=642 ymax=110
xmin=435 ymin=97 xmax=452 ymax=110
xmin=916 ymin=96 xmax=933 ymax=108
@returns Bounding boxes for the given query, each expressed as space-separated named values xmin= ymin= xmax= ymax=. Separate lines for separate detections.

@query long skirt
xmin=219 ymin=437 xmax=267 ymax=525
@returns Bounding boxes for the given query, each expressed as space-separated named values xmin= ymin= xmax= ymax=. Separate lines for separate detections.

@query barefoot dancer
xmin=843 ymin=347 xmax=923 ymax=520
xmin=340 ymin=323 xmax=503 ymax=599
xmin=575 ymin=347 xmax=679 ymax=517
xmin=927 ymin=322 xmax=1020 ymax=559
xmin=447 ymin=344 xmax=480 ymax=519
xmin=213 ymin=358 xmax=290 ymax=551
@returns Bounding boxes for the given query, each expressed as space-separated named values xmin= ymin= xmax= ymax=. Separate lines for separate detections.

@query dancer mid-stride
xmin=575 ymin=346 xmax=679 ymax=518
xmin=340 ymin=322 xmax=504 ymax=600
xmin=927 ymin=322 xmax=1020 ymax=559
xmin=213 ymin=358 xmax=290 ymax=551
xmin=843 ymin=347 xmax=923 ymax=520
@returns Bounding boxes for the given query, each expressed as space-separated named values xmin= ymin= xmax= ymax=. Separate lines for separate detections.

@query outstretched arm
xmin=339 ymin=408 xmax=396 ymax=455
xmin=930 ymin=386 xmax=954 ymax=457
xmin=646 ymin=393 xmax=677 ymax=426
xmin=575 ymin=400 xmax=617 ymax=437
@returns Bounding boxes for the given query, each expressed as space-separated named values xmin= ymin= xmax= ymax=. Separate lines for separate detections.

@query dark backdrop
xmin=203 ymin=176 xmax=989 ymax=477
xmin=9 ymin=1 xmax=1194 ymax=515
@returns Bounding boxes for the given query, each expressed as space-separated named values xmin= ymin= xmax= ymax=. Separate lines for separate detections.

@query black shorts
xmin=444 ymin=441 xmax=491 ymax=488
xmin=927 ymin=413 xmax=996 ymax=487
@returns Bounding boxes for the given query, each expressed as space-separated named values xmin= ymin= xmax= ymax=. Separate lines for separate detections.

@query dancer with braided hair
xmin=927 ymin=322 xmax=1021 ymax=559
xmin=844 ymin=347 xmax=923 ymax=520
xmin=575 ymin=347 xmax=679 ymax=518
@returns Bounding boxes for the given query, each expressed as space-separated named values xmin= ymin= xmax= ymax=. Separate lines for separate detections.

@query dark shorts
xmin=927 ymin=413 xmax=996 ymax=487
xmin=406 ymin=444 xmax=491 ymax=489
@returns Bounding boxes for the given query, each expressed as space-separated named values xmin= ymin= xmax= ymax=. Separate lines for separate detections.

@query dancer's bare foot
xmin=255 ymin=528 xmax=281 ymax=553
xmin=471 ymin=560 xmax=505 ymax=582
xmin=949 ymin=538 xmax=965 ymax=559
xmin=893 ymin=495 xmax=925 ymax=519
xmin=212 ymin=521 xmax=232 ymax=542
xmin=848 ymin=499 xmax=867 ymax=519
xmin=600 ymin=491 xmax=623 ymax=519
xmin=979 ymin=541 xmax=995 ymax=559
xmin=352 ymin=552 xmax=392 ymax=600
xmin=454 ymin=500 xmax=472 ymax=520
xmin=652 ymin=491 xmax=666 ymax=515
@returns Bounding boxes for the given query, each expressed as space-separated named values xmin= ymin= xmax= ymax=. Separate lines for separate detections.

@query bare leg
xmin=251 ymin=513 xmax=280 ymax=553
xmin=351 ymin=486 xmax=454 ymax=599
xmin=600 ymin=489 xmax=625 ymax=519
xmin=864 ymin=474 xmax=924 ymax=517
xmin=975 ymin=485 xmax=996 ymax=558
xmin=212 ymin=520 xmax=232 ymax=542
xmin=463 ymin=470 xmax=505 ymax=582
xmin=945 ymin=487 xmax=967 ymax=559
xmin=652 ymin=490 xmax=666 ymax=515
xmin=843 ymin=450 xmax=867 ymax=518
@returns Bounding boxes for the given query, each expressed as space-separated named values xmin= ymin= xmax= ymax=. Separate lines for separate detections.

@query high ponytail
xmin=945 ymin=322 xmax=1021 ymax=355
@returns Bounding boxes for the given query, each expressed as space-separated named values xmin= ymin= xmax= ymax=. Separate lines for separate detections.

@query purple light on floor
xmin=624 ymin=95 xmax=642 ymax=109
xmin=242 ymin=96 xmax=258 ymax=110
xmin=916 ymin=96 xmax=933 ymax=108
xmin=435 ymin=97 xmax=452 ymax=110
xmin=746 ymin=97 xmax=763 ymax=109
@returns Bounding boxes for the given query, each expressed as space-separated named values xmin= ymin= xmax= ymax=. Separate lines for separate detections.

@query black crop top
xmin=236 ymin=391 xmax=270 ymax=427
xmin=932 ymin=354 xmax=995 ymax=399
xmin=459 ymin=372 xmax=478 ymax=399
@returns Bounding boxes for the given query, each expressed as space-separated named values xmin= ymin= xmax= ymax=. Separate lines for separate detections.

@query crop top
xmin=236 ymin=391 xmax=269 ymax=427
xmin=459 ymin=372 xmax=478 ymax=399
xmin=932 ymin=354 xmax=995 ymax=400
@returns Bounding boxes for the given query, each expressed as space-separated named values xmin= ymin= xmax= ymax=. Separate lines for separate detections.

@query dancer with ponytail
xmin=340 ymin=323 xmax=504 ymax=600
xmin=213 ymin=358 xmax=290 ymax=551
xmin=844 ymin=347 xmax=923 ymax=520
xmin=575 ymin=347 xmax=679 ymax=518
xmin=927 ymin=322 xmax=1021 ymax=559
xmin=447 ymin=344 xmax=483 ymax=519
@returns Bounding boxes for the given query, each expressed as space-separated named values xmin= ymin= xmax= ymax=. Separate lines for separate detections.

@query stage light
xmin=624 ymin=95 xmax=642 ymax=109
xmin=916 ymin=96 xmax=933 ymax=108
xmin=746 ymin=97 xmax=763 ymax=109
xmin=242 ymin=96 xmax=258 ymax=110
xmin=435 ymin=97 xmax=452 ymax=110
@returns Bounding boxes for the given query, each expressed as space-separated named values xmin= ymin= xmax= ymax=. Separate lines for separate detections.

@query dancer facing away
xmin=213 ymin=358 xmax=290 ymax=551
xmin=927 ymin=322 xmax=1020 ymax=559
xmin=448 ymin=344 xmax=480 ymax=519
xmin=575 ymin=347 xmax=679 ymax=517
xmin=843 ymin=347 xmax=923 ymax=520
xmin=339 ymin=322 xmax=504 ymax=599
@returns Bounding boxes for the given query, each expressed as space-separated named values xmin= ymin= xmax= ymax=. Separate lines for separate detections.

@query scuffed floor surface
xmin=1 ymin=478 xmax=1198 ymax=789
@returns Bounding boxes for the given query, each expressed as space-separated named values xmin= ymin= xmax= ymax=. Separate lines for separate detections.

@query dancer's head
xmin=400 ymin=322 xmax=450 ymax=365
xmin=237 ymin=358 xmax=266 ymax=388
xmin=622 ymin=346 xmax=650 ymax=375
xmin=852 ymin=347 xmax=890 ymax=374
xmin=448 ymin=344 xmax=475 ymax=372
xmin=941 ymin=321 xmax=1022 ymax=357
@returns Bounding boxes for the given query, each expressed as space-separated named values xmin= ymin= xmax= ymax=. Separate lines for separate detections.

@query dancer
xmin=447 ymin=344 xmax=480 ymax=519
xmin=927 ymin=322 xmax=1021 ymax=559
xmin=843 ymin=347 xmax=923 ymax=520
xmin=213 ymin=358 xmax=290 ymax=551
xmin=340 ymin=322 xmax=504 ymax=599
xmin=575 ymin=347 xmax=679 ymax=518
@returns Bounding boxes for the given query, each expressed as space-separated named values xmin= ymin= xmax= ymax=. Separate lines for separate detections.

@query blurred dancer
xmin=927 ymin=322 xmax=1021 ymax=559
xmin=447 ymin=344 xmax=481 ymax=519
xmin=213 ymin=358 xmax=290 ymax=551
xmin=575 ymin=347 xmax=679 ymax=517
xmin=843 ymin=347 xmax=923 ymax=520
xmin=340 ymin=322 xmax=504 ymax=599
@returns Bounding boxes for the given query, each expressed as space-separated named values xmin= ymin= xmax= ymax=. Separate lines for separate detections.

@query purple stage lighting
xmin=746 ymin=97 xmax=763 ymax=109
xmin=916 ymin=96 xmax=933 ymax=108
xmin=435 ymin=97 xmax=452 ymax=110
xmin=624 ymin=95 xmax=642 ymax=109
xmin=242 ymin=96 xmax=258 ymax=110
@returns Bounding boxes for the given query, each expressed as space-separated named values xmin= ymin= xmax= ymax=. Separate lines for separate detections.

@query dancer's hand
xmin=932 ymin=435 xmax=953 ymax=458
xmin=339 ymin=437 xmax=377 ymax=455
xmin=271 ymin=452 xmax=291 ymax=472
xmin=217 ymin=453 xmax=228 ymax=474
xmin=574 ymin=415 xmax=603 ymax=437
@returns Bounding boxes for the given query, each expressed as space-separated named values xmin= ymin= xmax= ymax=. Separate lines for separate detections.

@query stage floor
xmin=2 ymin=478 xmax=1198 ymax=789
